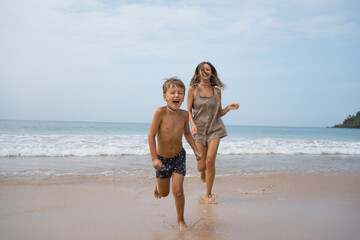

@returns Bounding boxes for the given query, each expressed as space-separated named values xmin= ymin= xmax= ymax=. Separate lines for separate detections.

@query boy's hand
xmin=195 ymin=151 xmax=202 ymax=161
xmin=152 ymin=158 xmax=162 ymax=170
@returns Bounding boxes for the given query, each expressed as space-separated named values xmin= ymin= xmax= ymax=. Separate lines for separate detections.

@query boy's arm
xmin=148 ymin=108 xmax=163 ymax=169
xmin=183 ymin=111 xmax=201 ymax=160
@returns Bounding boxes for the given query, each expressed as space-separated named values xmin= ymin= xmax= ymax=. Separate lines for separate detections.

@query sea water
xmin=1 ymin=120 xmax=360 ymax=179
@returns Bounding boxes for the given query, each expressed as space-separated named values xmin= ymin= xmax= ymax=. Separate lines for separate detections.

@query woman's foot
xmin=205 ymin=194 xmax=217 ymax=204
xmin=200 ymin=171 xmax=206 ymax=183
xmin=178 ymin=220 xmax=189 ymax=231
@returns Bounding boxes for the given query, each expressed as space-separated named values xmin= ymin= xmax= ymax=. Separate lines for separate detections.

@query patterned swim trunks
xmin=156 ymin=148 xmax=186 ymax=179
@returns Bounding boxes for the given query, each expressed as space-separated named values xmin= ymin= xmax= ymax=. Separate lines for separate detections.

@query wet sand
xmin=1 ymin=173 xmax=360 ymax=240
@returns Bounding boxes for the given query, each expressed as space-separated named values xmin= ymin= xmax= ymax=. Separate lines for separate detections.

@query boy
xmin=148 ymin=77 xmax=201 ymax=231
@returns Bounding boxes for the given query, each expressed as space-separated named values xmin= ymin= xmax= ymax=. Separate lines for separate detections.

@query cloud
xmin=1 ymin=0 xmax=358 ymax=62
xmin=0 ymin=0 xmax=359 ymax=125
xmin=0 ymin=0 xmax=358 ymax=92
xmin=293 ymin=15 xmax=360 ymax=38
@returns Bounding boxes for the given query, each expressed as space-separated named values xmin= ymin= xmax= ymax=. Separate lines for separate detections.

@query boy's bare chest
xmin=160 ymin=115 xmax=185 ymax=134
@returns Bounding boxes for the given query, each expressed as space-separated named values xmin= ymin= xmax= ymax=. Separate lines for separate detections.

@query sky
xmin=0 ymin=0 xmax=359 ymax=127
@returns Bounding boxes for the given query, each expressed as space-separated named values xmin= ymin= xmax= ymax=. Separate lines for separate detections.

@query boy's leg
xmin=154 ymin=178 xmax=170 ymax=198
xmin=196 ymin=142 xmax=207 ymax=182
xmin=171 ymin=172 xmax=188 ymax=230
xmin=205 ymin=138 xmax=220 ymax=202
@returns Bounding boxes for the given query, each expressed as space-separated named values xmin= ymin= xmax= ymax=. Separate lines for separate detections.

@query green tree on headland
xmin=333 ymin=111 xmax=360 ymax=128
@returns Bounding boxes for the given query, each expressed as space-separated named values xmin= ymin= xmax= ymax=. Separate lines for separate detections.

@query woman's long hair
xmin=190 ymin=62 xmax=225 ymax=89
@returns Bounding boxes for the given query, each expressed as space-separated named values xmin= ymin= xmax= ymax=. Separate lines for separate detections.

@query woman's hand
xmin=227 ymin=103 xmax=239 ymax=110
xmin=191 ymin=125 xmax=197 ymax=136
xmin=194 ymin=151 xmax=202 ymax=161
xmin=152 ymin=159 xmax=162 ymax=170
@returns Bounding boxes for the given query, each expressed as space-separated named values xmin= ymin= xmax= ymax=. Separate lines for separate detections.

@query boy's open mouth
xmin=173 ymin=100 xmax=179 ymax=104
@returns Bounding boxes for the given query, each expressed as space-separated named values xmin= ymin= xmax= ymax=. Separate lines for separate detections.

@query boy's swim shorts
xmin=156 ymin=148 xmax=186 ymax=179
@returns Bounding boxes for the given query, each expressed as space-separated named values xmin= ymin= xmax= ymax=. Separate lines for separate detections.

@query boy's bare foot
xmin=178 ymin=220 xmax=189 ymax=231
xmin=154 ymin=185 xmax=161 ymax=199
xmin=200 ymin=171 xmax=206 ymax=182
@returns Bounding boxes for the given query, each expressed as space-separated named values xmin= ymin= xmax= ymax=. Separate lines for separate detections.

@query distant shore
xmin=331 ymin=124 xmax=360 ymax=129
xmin=331 ymin=111 xmax=360 ymax=129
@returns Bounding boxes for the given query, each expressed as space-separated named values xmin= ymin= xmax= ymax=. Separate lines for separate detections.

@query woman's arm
xmin=218 ymin=89 xmax=239 ymax=117
xmin=187 ymin=86 xmax=198 ymax=136
xmin=183 ymin=112 xmax=201 ymax=160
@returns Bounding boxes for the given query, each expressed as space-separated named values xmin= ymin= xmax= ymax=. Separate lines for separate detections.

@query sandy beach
xmin=1 ymin=171 xmax=360 ymax=240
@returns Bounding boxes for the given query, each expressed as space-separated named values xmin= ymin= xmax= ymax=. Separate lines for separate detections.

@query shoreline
xmin=1 ymin=172 xmax=360 ymax=240
xmin=1 ymin=154 xmax=360 ymax=181
xmin=330 ymin=125 xmax=360 ymax=129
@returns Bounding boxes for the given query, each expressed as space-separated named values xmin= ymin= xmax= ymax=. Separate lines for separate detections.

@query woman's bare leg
xmin=205 ymin=138 xmax=221 ymax=203
xmin=196 ymin=142 xmax=207 ymax=182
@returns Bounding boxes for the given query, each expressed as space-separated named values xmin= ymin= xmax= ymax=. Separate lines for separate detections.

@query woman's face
xmin=199 ymin=64 xmax=212 ymax=81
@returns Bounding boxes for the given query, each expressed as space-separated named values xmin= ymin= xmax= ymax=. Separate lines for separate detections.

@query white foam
xmin=1 ymin=134 xmax=360 ymax=157
xmin=0 ymin=134 xmax=149 ymax=157
xmin=216 ymin=137 xmax=360 ymax=155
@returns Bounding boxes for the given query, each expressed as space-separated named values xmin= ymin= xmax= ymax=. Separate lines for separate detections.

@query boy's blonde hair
xmin=163 ymin=77 xmax=186 ymax=94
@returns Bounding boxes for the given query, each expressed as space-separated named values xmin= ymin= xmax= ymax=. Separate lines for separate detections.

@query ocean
xmin=1 ymin=119 xmax=360 ymax=180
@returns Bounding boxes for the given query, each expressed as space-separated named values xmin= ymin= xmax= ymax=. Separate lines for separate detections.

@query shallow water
xmin=1 ymin=120 xmax=360 ymax=181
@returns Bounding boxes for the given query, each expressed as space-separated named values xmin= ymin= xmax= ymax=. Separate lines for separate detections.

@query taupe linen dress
xmin=192 ymin=87 xmax=227 ymax=146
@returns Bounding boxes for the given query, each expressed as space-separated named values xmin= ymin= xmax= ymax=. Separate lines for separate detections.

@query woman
xmin=187 ymin=61 xmax=239 ymax=203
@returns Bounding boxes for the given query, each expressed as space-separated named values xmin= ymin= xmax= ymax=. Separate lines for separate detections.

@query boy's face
xmin=163 ymin=85 xmax=185 ymax=110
